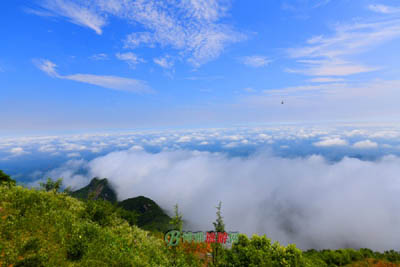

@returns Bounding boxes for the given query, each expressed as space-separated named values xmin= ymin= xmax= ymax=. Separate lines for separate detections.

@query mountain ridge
xmin=71 ymin=177 xmax=171 ymax=232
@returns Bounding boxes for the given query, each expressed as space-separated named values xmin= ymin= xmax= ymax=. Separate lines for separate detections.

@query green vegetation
xmin=118 ymin=196 xmax=171 ymax=232
xmin=71 ymin=177 xmax=117 ymax=202
xmin=1 ymin=170 xmax=400 ymax=266
xmin=212 ymin=201 xmax=225 ymax=266
xmin=223 ymin=234 xmax=304 ymax=267
xmin=0 ymin=179 xmax=200 ymax=266
xmin=0 ymin=170 xmax=15 ymax=186
xmin=71 ymin=177 xmax=171 ymax=232
xmin=40 ymin=177 xmax=63 ymax=192
xmin=170 ymin=204 xmax=183 ymax=232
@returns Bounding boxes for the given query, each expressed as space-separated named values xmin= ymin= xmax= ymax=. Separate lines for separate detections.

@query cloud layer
xmin=48 ymin=148 xmax=400 ymax=251
xmin=2 ymin=124 xmax=400 ymax=250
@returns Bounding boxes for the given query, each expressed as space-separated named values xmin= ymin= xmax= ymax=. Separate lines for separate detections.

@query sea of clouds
xmin=2 ymin=123 xmax=400 ymax=250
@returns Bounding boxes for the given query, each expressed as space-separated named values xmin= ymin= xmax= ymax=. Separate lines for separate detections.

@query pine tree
xmin=170 ymin=203 xmax=183 ymax=231
xmin=213 ymin=201 xmax=225 ymax=233
xmin=169 ymin=204 xmax=184 ymax=266
xmin=212 ymin=201 xmax=225 ymax=266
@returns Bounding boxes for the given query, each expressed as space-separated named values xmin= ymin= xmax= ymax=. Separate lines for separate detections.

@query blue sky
xmin=2 ymin=0 xmax=400 ymax=133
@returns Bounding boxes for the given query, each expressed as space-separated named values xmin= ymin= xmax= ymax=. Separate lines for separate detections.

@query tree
xmin=0 ymin=170 xmax=16 ymax=186
xmin=40 ymin=178 xmax=63 ymax=192
xmin=213 ymin=201 xmax=225 ymax=233
xmin=224 ymin=234 xmax=305 ymax=267
xmin=212 ymin=201 xmax=225 ymax=266
xmin=168 ymin=204 xmax=184 ymax=266
xmin=169 ymin=203 xmax=183 ymax=231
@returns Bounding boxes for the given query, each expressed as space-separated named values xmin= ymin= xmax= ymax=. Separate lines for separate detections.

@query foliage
xmin=0 ymin=170 xmax=16 ymax=186
xmin=303 ymin=247 xmax=400 ymax=267
xmin=170 ymin=203 xmax=183 ymax=232
xmin=39 ymin=177 xmax=63 ymax=192
xmin=223 ymin=234 xmax=304 ymax=267
xmin=71 ymin=178 xmax=170 ymax=232
xmin=0 ymin=184 xmax=201 ymax=266
xmin=71 ymin=178 xmax=117 ymax=203
xmin=2 ymin=169 xmax=400 ymax=267
xmin=118 ymin=196 xmax=171 ymax=232
xmin=213 ymin=201 xmax=225 ymax=233
xmin=211 ymin=201 xmax=225 ymax=266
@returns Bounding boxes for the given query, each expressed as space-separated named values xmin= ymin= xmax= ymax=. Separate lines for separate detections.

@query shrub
xmin=0 ymin=185 xmax=201 ymax=266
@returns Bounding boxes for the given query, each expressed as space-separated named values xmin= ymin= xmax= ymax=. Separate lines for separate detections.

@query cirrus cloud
xmin=34 ymin=59 xmax=153 ymax=94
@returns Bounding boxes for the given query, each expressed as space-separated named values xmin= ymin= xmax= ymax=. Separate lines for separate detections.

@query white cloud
xmin=33 ymin=59 xmax=59 ymax=77
xmin=263 ymin=83 xmax=343 ymax=95
xmin=10 ymin=147 xmax=29 ymax=156
xmin=258 ymin=133 xmax=271 ymax=140
xmin=224 ymin=142 xmax=238 ymax=148
xmin=67 ymin=152 xmax=81 ymax=158
xmin=242 ymin=56 xmax=271 ymax=67
xmin=177 ymin=136 xmax=192 ymax=143
xmin=287 ymin=59 xmax=379 ymax=76
xmin=35 ymin=159 xmax=89 ymax=189
xmin=313 ymin=137 xmax=348 ymax=147
xmin=179 ymin=0 xmax=230 ymax=21
xmin=129 ymin=145 xmax=144 ymax=151
xmin=31 ymin=0 xmax=244 ymax=67
xmin=90 ymin=53 xmax=108 ymax=60
xmin=119 ymin=1 xmax=244 ymax=66
xmin=124 ymin=32 xmax=154 ymax=48
xmin=153 ymin=56 xmax=174 ymax=69
xmin=38 ymin=145 xmax=57 ymax=152
xmin=35 ymin=0 xmax=106 ymax=34
xmin=368 ymin=4 xmax=400 ymax=14
xmin=116 ymin=52 xmax=144 ymax=68
xmin=353 ymin=140 xmax=379 ymax=149
xmin=369 ymin=130 xmax=400 ymax=139
xmin=312 ymin=0 xmax=331 ymax=8
xmin=288 ymin=19 xmax=400 ymax=76
xmin=54 ymin=149 xmax=400 ymax=250
xmin=34 ymin=59 xmax=153 ymax=93
xmin=61 ymin=143 xmax=87 ymax=151
xmin=344 ymin=129 xmax=367 ymax=137
xmin=308 ymin=77 xmax=345 ymax=83
xmin=65 ymin=74 xmax=152 ymax=93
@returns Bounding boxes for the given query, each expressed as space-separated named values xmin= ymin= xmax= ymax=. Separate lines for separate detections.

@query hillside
xmin=0 ymin=183 xmax=200 ymax=266
xmin=119 ymin=196 xmax=171 ymax=232
xmin=2 ymin=173 xmax=400 ymax=266
xmin=71 ymin=177 xmax=117 ymax=202
xmin=71 ymin=178 xmax=171 ymax=232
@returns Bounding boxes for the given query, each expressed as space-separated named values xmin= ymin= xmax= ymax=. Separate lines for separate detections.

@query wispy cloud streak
xmin=287 ymin=18 xmax=400 ymax=76
xmin=34 ymin=59 xmax=153 ymax=93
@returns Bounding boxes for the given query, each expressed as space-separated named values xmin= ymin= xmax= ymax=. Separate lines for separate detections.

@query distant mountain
xmin=71 ymin=178 xmax=171 ymax=232
xmin=71 ymin=177 xmax=117 ymax=202
xmin=119 ymin=196 xmax=171 ymax=232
